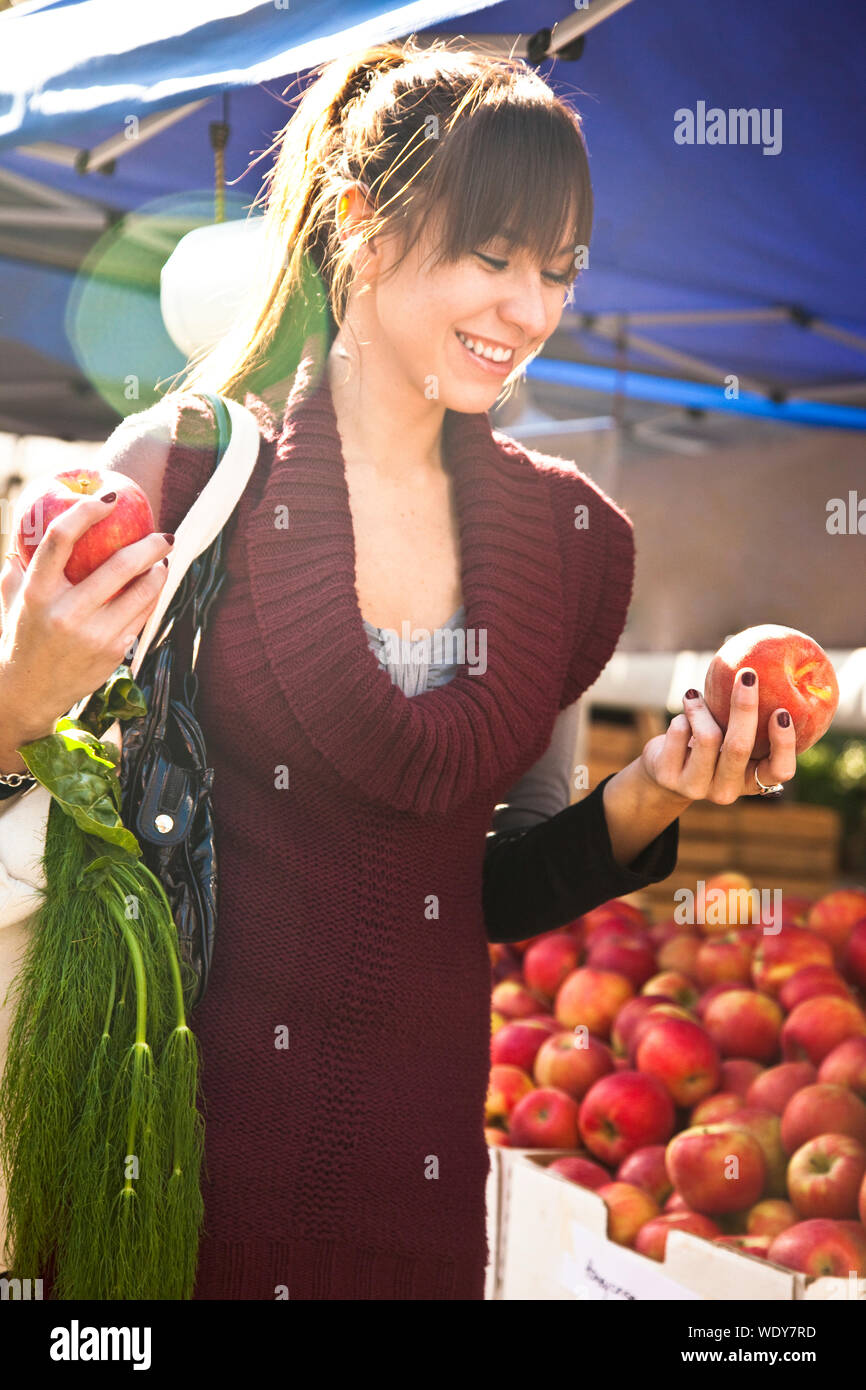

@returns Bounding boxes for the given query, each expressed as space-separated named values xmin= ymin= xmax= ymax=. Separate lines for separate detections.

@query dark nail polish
xmin=162 ymin=557 xmax=169 ymax=567
xmin=741 ymin=670 xmax=756 ymax=686
xmin=162 ymin=532 xmax=175 ymax=544
xmin=684 ymin=689 xmax=700 ymax=700
xmin=778 ymin=710 xmax=791 ymax=727
xmin=100 ymin=491 xmax=116 ymax=504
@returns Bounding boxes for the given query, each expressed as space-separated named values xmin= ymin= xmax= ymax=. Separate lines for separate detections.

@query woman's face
xmin=344 ymin=196 xmax=576 ymax=414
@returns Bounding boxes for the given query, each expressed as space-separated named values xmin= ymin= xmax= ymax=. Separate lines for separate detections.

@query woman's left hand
xmin=638 ymin=667 xmax=798 ymax=806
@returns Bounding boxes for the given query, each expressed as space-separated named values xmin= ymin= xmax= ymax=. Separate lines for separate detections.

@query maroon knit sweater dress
xmin=154 ymin=351 xmax=637 ymax=1300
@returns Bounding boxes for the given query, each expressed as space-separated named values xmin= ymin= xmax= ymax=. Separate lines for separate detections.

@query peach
xmin=781 ymin=994 xmax=866 ymax=1067
xmin=554 ymin=968 xmax=634 ymax=1040
xmin=703 ymin=625 xmax=839 ymax=760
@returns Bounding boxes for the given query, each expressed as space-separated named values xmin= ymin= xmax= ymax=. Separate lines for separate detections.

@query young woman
xmin=0 ymin=39 xmax=797 ymax=1299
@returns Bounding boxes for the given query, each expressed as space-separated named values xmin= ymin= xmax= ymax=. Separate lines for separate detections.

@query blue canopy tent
xmin=0 ymin=0 xmax=864 ymax=438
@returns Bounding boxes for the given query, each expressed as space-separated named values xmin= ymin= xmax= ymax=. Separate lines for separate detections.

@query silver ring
xmin=755 ymin=765 xmax=784 ymax=796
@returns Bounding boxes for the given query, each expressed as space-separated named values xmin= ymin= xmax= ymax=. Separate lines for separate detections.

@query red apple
xmin=717 ymin=1107 xmax=787 ymax=1197
xmin=767 ymin=1219 xmax=866 ymax=1276
xmin=642 ymin=972 xmax=700 ymax=1009
xmin=818 ymin=1037 xmax=866 ymax=1101
xmin=778 ymin=965 xmax=852 ymax=1013
xmin=491 ymin=1010 xmax=507 ymax=1036
xmin=703 ymin=989 xmax=783 ymax=1063
xmin=628 ymin=1004 xmax=697 ymax=1062
xmin=781 ymin=995 xmax=866 ymax=1067
xmin=781 ymin=1083 xmax=866 ymax=1154
xmin=691 ymin=1092 xmax=745 ymax=1125
xmin=745 ymin=1061 xmax=818 ymax=1115
xmin=636 ymin=1212 xmax=720 ymax=1262
xmin=696 ymin=982 xmax=750 ymax=1018
xmin=488 ymin=941 xmax=522 ymax=984
xmin=522 ymin=932 xmax=581 ymax=1002
xmin=580 ymin=901 xmax=648 ymax=944
xmin=695 ymin=932 xmax=753 ymax=988
xmin=780 ymin=895 xmax=814 ymax=928
xmin=703 ymin=625 xmax=839 ymax=760
xmin=548 ymin=1155 xmax=611 ymax=1190
xmin=596 ymin=1181 xmax=660 ymax=1248
xmin=616 ymin=1145 xmax=672 ymax=1206
xmin=13 ymin=466 xmax=155 ymax=587
xmin=554 ymin=968 xmax=634 ymax=1040
xmin=787 ymin=1133 xmax=866 ymax=1220
xmin=611 ymin=996 xmax=671 ymax=1058
xmin=649 ymin=918 xmax=696 ymax=949
xmin=698 ymin=873 xmax=758 ymax=936
xmin=751 ymin=926 xmax=834 ymax=997
xmin=656 ymin=933 xmax=702 ymax=978
xmin=485 ymin=1064 xmax=535 ymax=1124
xmin=490 ymin=1019 xmax=553 ymax=1072
xmin=485 ymin=1127 xmax=511 ymax=1146
xmin=578 ymin=1071 xmax=676 ymax=1166
xmin=860 ymin=1170 xmax=866 ymax=1225
xmin=508 ymin=1086 xmax=582 ymax=1149
xmin=720 ymin=1058 xmax=764 ymax=1098
xmin=664 ymin=1191 xmax=691 ymax=1213
xmin=808 ymin=889 xmax=866 ymax=964
xmin=533 ymin=1030 xmax=614 ymax=1101
xmin=635 ymin=1018 xmax=721 ymax=1106
xmin=746 ymin=1198 xmax=797 ymax=1238
xmin=666 ymin=1125 xmax=766 ymax=1214
xmin=587 ymin=934 xmax=657 ymax=989
xmin=844 ymin=918 xmax=866 ymax=989
xmin=490 ymin=978 xmax=546 ymax=1020
xmin=715 ymin=1233 xmax=772 ymax=1258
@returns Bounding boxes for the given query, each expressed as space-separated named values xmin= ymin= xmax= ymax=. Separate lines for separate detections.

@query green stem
xmin=101 ymin=961 xmax=117 ymax=1039
xmin=109 ymin=881 xmax=148 ymax=1199
xmin=134 ymin=861 xmax=189 ymax=1031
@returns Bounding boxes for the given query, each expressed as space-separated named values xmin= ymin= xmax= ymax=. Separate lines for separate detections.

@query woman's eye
xmin=473 ymin=251 xmax=574 ymax=286
xmin=473 ymin=251 xmax=507 ymax=270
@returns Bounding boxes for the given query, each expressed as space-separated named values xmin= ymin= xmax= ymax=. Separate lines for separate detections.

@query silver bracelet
xmin=0 ymin=770 xmax=36 ymax=787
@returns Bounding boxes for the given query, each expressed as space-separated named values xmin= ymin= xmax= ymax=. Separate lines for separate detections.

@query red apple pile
xmin=487 ymin=879 xmax=866 ymax=1272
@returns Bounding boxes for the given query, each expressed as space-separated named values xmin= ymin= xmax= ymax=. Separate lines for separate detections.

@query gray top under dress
xmin=362 ymin=606 xmax=581 ymax=833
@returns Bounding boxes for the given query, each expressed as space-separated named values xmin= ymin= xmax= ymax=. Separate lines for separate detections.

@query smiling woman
xmin=5 ymin=36 xmax=796 ymax=1305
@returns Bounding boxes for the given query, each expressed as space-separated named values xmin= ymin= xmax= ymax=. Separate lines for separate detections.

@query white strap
xmin=130 ymin=397 xmax=261 ymax=678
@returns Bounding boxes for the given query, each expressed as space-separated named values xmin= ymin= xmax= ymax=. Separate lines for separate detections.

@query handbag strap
xmin=129 ymin=394 xmax=261 ymax=680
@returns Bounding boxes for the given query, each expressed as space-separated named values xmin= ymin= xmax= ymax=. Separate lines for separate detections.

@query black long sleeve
xmin=483 ymin=773 xmax=680 ymax=943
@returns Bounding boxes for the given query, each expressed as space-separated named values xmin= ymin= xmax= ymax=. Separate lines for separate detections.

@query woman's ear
xmin=336 ymin=181 xmax=376 ymax=245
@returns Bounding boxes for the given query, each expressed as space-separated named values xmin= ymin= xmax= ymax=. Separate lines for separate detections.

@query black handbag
xmin=118 ymin=392 xmax=233 ymax=1008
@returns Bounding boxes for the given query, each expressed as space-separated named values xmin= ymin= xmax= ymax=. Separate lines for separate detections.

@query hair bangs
xmin=427 ymin=99 xmax=592 ymax=270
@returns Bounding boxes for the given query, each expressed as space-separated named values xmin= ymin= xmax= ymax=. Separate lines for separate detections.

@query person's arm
xmin=483 ymin=705 xmax=684 ymax=943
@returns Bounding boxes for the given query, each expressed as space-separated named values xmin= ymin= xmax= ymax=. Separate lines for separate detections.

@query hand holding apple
xmin=0 ymin=476 xmax=173 ymax=735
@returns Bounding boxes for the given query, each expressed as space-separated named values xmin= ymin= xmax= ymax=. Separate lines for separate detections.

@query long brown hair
xmin=163 ymin=37 xmax=593 ymax=411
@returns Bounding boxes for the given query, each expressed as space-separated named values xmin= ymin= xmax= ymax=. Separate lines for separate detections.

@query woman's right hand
xmin=0 ymin=489 xmax=175 ymax=733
